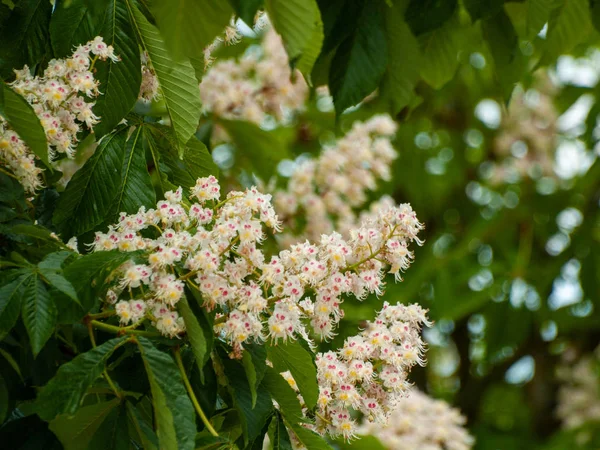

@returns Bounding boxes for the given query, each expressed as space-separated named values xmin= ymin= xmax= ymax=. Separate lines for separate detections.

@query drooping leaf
xmin=218 ymin=119 xmax=288 ymax=180
xmin=177 ymin=295 xmax=208 ymax=378
xmin=405 ymin=0 xmax=458 ymax=35
xmin=230 ymin=0 xmax=263 ymax=25
xmin=261 ymin=367 xmax=303 ymax=422
xmin=127 ymin=2 xmax=202 ymax=157
xmin=271 ymin=413 xmax=293 ymax=450
xmin=88 ymin=401 xmax=130 ymax=450
xmin=0 ymin=0 xmax=52 ymax=79
xmin=36 ymin=336 xmax=128 ymax=421
xmin=526 ymin=0 xmax=564 ymax=38
xmin=49 ymin=0 xmax=109 ymax=57
xmin=39 ymin=270 xmax=79 ymax=304
xmin=151 ymin=0 xmax=233 ymax=60
xmin=286 ymin=421 xmax=333 ymax=450
xmin=21 ymin=272 xmax=56 ymax=356
xmin=329 ymin=2 xmax=387 ymax=114
xmin=541 ymin=0 xmax=593 ymax=65
xmin=334 ymin=435 xmax=387 ymax=450
xmin=380 ymin=3 xmax=421 ymax=114
xmin=110 ymin=126 xmax=155 ymax=218
xmin=49 ymin=398 xmax=121 ymax=450
xmin=93 ymin=0 xmax=142 ymax=137
xmin=0 ymin=83 xmax=49 ymax=167
xmin=265 ymin=0 xmax=323 ymax=76
xmin=53 ymin=127 xmax=128 ymax=237
xmin=0 ymin=275 xmax=27 ymax=339
xmin=418 ymin=13 xmax=462 ymax=89
xmin=241 ymin=341 xmax=267 ymax=408
xmin=267 ymin=340 xmax=318 ymax=409
xmin=220 ymin=349 xmax=274 ymax=447
xmin=137 ymin=337 xmax=196 ymax=450
xmin=126 ymin=400 xmax=159 ymax=450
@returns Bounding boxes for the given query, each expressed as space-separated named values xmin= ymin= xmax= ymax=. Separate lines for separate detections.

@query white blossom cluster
xmin=358 ymin=389 xmax=474 ymax=450
xmin=273 ymin=115 xmax=399 ymax=244
xmin=138 ymin=51 xmax=160 ymax=103
xmin=199 ymin=27 xmax=308 ymax=127
xmin=90 ymin=176 xmax=424 ymax=356
xmin=556 ymin=346 xmax=600 ymax=430
xmin=312 ymin=302 xmax=431 ymax=439
xmin=0 ymin=37 xmax=118 ymax=192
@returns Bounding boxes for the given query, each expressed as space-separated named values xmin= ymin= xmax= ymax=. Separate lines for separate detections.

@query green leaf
xmin=21 ymin=273 xmax=56 ymax=356
xmin=38 ymin=251 xmax=74 ymax=271
xmin=265 ymin=0 xmax=323 ymax=76
xmin=195 ymin=435 xmax=230 ymax=450
xmin=63 ymin=250 xmax=136 ymax=314
xmin=110 ymin=126 xmax=155 ymax=217
xmin=286 ymin=421 xmax=333 ymax=450
xmin=261 ymin=367 xmax=303 ymax=422
xmin=218 ymin=119 xmax=289 ymax=180
xmin=271 ymin=413 xmax=293 ymax=450
xmin=405 ymin=0 xmax=458 ymax=35
xmin=49 ymin=398 xmax=121 ymax=450
xmin=220 ymin=349 xmax=274 ymax=447
xmin=482 ymin=9 xmax=527 ymax=100
xmin=0 ymin=275 xmax=27 ymax=339
xmin=463 ymin=0 xmax=505 ymax=21
xmin=127 ymin=2 xmax=202 ymax=157
xmin=241 ymin=342 xmax=267 ymax=408
xmin=267 ymin=340 xmax=318 ymax=409
xmin=380 ymin=3 xmax=421 ymax=114
xmin=137 ymin=337 xmax=196 ymax=450
xmin=230 ymin=0 xmax=263 ymax=25
xmin=93 ymin=0 xmax=143 ymax=137
xmin=177 ymin=295 xmax=208 ymax=377
xmin=0 ymin=83 xmax=49 ymax=167
xmin=88 ymin=402 xmax=130 ymax=450
xmin=0 ymin=0 xmax=52 ymax=79
xmin=53 ymin=127 xmax=128 ymax=237
xmin=49 ymin=0 xmax=108 ymax=57
xmin=40 ymin=270 xmax=79 ymax=304
xmin=526 ymin=0 xmax=564 ymax=38
xmin=334 ymin=435 xmax=387 ymax=450
xmin=151 ymin=0 xmax=233 ymax=60
xmin=329 ymin=3 xmax=387 ymax=114
xmin=541 ymin=0 xmax=593 ymax=65
xmin=126 ymin=400 xmax=159 ymax=450
xmin=418 ymin=13 xmax=462 ymax=89
xmin=36 ymin=336 xmax=128 ymax=421
xmin=0 ymin=373 xmax=8 ymax=424
xmin=0 ymin=347 xmax=24 ymax=382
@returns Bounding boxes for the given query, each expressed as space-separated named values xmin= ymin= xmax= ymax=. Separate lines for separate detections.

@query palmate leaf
xmin=241 ymin=342 xmax=267 ymax=408
xmin=329 ymin=2 xmax=387 ymax=115
xmin=151 ymin=0 xmax=233 ymax=60
xmin=265 ymin=0 xmax=323 ymax=77
xmin=261 ymin=367 xmax=303 ymax=422
xmin=93 ymin=0 xmax=142 ymax=137
xmin=271 ymin=413 xmax=293 ymax=450
xmin=36 ymin=336 xmax=128 ymax=421
xmin=0 ymin=275 xmax=27 ymax=339
xmin=110 ymin=126 xmax=155 ymax=218
xmin=0 ymin=82 xmax=50 ymax=167
xmin=126 ymin=1 xmax=201 ymax=158
xmin=137 ymin=337 xmax=196 ymax=450
xmin=380 ymin=2 xmax=421 ymax=115
xmin=21 ymin=272 xmax=57 ymax=356
xmin=177 ymin=295 xmax=209 ymax=379
xmin=53 ymin=127 xmax=128 ymax=237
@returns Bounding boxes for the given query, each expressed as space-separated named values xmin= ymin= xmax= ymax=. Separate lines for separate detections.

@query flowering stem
xmin=173 ymin=347 xmax=219 ymax=437
xmin=87 ymin=311 xmax=116 ymax=320
xmin=0 ymin=167 xmax=18 ymax=180
xmin=90 ymin=320 xmax=160 ymax=338
xmin=315 ymin=411 xmax=332 ymax=425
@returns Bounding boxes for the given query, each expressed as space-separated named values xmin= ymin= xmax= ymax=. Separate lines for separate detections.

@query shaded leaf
xmin=137 ymin=337 xmax=196 ymax=450
xmin=261 ymin=367 xmax=303 ymax=422
xmin=241 ymin=341 xmax=267 ymax=408
xmin=50 ymin=0 xmax=108 ymax=57
xmin=0 ymin=275 xmax=26 ymax=339
xmin=22 ymin=273 xmax=56 ymax=356
xmin=36 ymin=337 xmax=128 ymax=421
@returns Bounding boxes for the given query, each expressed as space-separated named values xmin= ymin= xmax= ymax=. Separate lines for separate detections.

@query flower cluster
xmin=90 ymin=176 xmax=424 ymax=356
xmin=138 ymin=51 xmax=160 ymax=103
xmin=199 ymin=26 xmax=307 ymax=128
xmin=311 ymin=302 xmax=430 ymax=439
xmin=272 ymin=115 xmax=399 ymax=244
xmin=0 ymin=37 xmax=117 ymax=192
xmin=358 ymin=389 xmax=474 ymax=450
xmin=556 ymin=346 xmax=600 ymax=430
